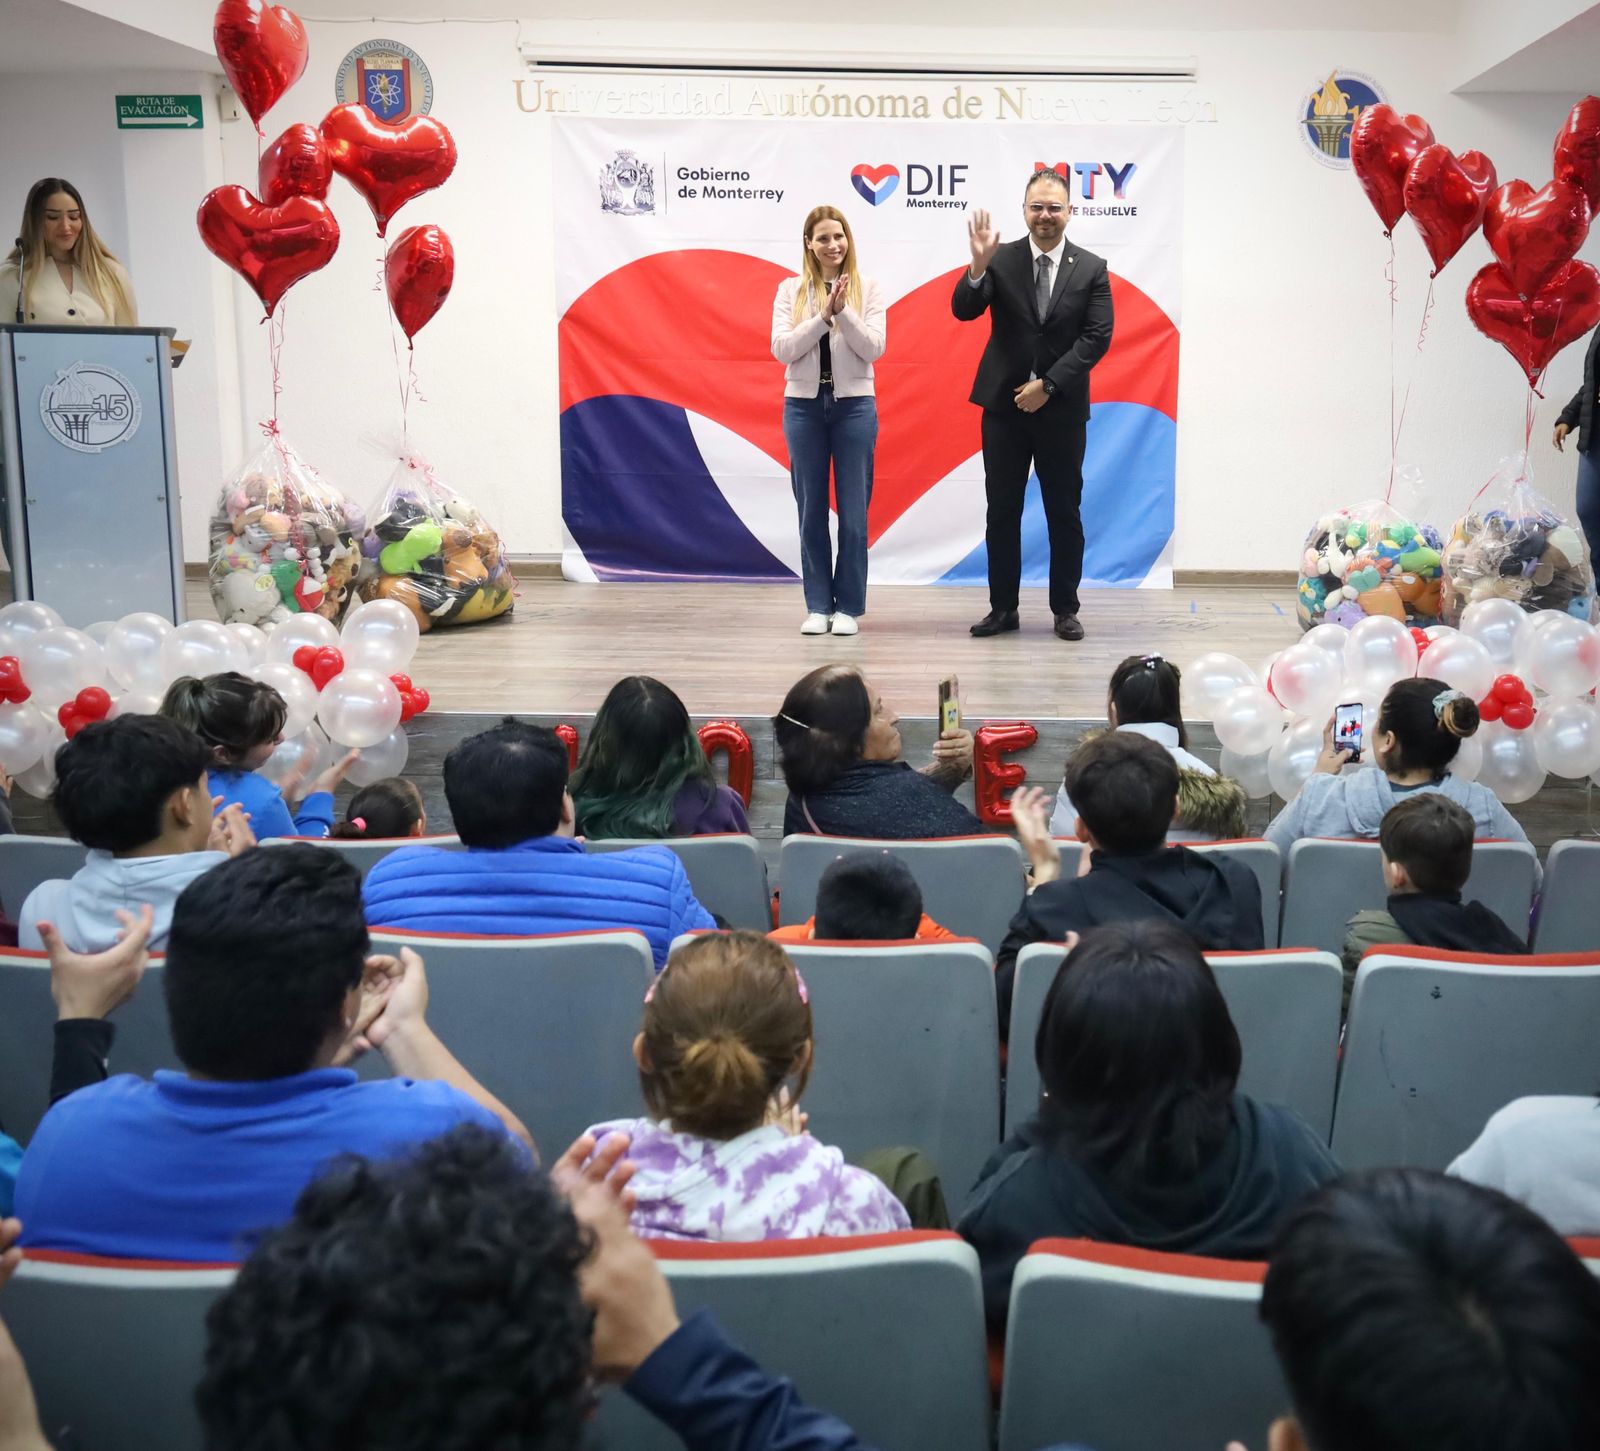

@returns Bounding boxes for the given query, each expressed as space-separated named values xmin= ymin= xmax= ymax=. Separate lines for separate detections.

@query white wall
xmin=5 ymin=12 xmax=1595 ymax=575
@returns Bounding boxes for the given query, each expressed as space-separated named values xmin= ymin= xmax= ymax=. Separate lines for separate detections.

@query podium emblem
xmin=39 ymin=362 xmax=143 ymax=454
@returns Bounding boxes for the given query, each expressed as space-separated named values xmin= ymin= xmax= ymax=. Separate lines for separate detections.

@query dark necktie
xmin=1035 ymin=253 xmax=1051 ymax=322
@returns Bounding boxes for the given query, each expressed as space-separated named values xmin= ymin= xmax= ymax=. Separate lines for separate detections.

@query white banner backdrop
xmin=555 ymin=118 xmax=1183 ymax=589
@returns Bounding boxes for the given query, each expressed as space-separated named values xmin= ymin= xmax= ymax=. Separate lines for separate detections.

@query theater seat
xmin=586 ymin=833 xmax=772 ymax=929
xmin=778 ymin=834 xmax=1026 ymax=953
xmin=1186 ymin=838 xmax=1282 ymax=945
xmin=1531 ymin=839 xmax=1600 ymax=953
xmin=7 ymin=1250 xmax=235 ymax=1451
xmin=260 ymin=832 xmax=464 ymax=879
xmin=997 ymin=1239 xmax=1283 ymax=1451
xmin=0 ymin=948 xmax=177 ymax=1143
xmin=1005 ymin=944 xmax=1342 ymax=1139
xmin=1279 ymin=837 xmax=1537 ymax=954
xmin=780 ymin=939 xmax=1000 ymax=1214
xmin=1332 ymin=947 xmax=1600 ymax=1170
xmin=0 ymin=835 xmax=87 ymax=923
xmin=592 ymin=1232 xmax=990 ymax=1451
xmin=367 ymin=928 xmax=652 ymax=1156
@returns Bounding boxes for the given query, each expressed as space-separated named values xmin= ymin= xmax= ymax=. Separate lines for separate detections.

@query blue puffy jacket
xmin=361 ymin=836 xmax=715 ymax=968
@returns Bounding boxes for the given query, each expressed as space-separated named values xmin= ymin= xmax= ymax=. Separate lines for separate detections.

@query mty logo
xmin=850 ymin=163 xmax=900 ymax=205
xmin=1034 ymin=161 xmax=1138 ymax=199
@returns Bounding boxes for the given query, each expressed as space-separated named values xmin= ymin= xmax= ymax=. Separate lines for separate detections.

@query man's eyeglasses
xmin=1027 ymin=203 xmax=1067 ymax=216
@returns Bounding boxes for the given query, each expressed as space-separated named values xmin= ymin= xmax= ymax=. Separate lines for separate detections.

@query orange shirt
xmin=769 ymin=914 xmax=958 ymax=943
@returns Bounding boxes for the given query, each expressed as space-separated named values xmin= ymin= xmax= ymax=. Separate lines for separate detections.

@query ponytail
xmin=331 ymin=778 xmax=424 ymax=839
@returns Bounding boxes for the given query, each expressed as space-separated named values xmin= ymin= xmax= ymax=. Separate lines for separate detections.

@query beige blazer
xmin=0 ymin=258 xmax=138 ymax=327
xmin=771 ymin=274 xmax=886 ymax=398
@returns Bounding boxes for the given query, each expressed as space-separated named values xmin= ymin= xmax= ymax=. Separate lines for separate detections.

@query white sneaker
xmin=801 ymin=613 xmax=831 ymax=635
xmin=830 ymin=614 xmax=859 ymax=636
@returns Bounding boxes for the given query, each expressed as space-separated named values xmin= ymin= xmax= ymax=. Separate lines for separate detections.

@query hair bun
xmin=1439 ymin=694 xmax=1480 ymax=739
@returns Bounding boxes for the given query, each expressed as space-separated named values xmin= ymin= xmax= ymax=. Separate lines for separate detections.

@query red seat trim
xmin=1363 ymin=946 xmax=1600 ymax=968
xmin=368 ymin=926 xmax=652 ymax=944
xmin=21 ymin=1248 xmax=237 ymax=1271
xmin=648 ymin=1230 xmax=960 ymax=1261
xmin=1025 ymin=1237 xmax=1267 ymax=1283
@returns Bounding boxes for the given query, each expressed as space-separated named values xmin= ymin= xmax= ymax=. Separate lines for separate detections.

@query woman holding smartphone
xmin=771 ymin=206 xmax=886 ymax=637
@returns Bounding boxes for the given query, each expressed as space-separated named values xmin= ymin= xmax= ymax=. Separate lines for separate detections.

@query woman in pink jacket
xmin=771 ymin=206 xmax=886 ymax=637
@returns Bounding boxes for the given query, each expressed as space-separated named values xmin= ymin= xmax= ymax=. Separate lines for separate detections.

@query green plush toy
xmin=380 ymin=521 xmax=444 ymax=576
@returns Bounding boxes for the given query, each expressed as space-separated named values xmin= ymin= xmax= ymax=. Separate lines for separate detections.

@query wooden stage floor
xmin=262 ymin=578 xmax=1306 ymax=720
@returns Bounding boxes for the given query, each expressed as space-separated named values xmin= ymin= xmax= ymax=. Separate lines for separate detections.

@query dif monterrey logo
xmin=851 ymin=159 xmax=1138 ymax=211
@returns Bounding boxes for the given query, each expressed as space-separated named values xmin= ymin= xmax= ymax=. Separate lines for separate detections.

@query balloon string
xmin=1385 ymin=234 xmax=1398 ymax=481
xmin=267 ymin=300 xmax=287 ymax=435
xmin=1388 ymin=277 xmax=1435 ymax=500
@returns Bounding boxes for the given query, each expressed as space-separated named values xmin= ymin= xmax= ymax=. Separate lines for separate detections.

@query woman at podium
xmin=1 ymin=178 xmax=138 ymax=327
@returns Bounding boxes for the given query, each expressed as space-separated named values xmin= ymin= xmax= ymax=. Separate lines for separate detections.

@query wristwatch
xmin=1041 ymin=378 xmax=1056 ymax=397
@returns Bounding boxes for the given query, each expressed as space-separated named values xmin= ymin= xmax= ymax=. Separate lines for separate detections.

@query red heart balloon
xmin=385 ymin=225 xmax=455 ymax=342
xmin=1483 ymin=179 xmax=1592 ymax=300
xmin=1403 ymin=145 xmax=1497 ymax=275
xmin=197 ymin=186 xmax=339 ymax=317
xmin=320 ymin=104 xmax=457 ymax=237
xmin=293 ymin=645 xmax=318 ymax=673
xmin=1351 ymin=104 xmax=1436 ymax=232
xmin=74 ymin=686 xmax=112 ymax=722
xmin=310 ymin=647 xmax=345 ymax=690
xmin=1554 ymin=95 xmax=1600 ymax=213
xmin=212 ymin=0 xmax=308 ymax=130
xmin=259 ymin=122 xmax=331 ymax=207
xmin=1466 ymin=259 xmax=1600 ymax=385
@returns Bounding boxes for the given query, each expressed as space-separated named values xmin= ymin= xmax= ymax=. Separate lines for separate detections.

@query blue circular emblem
xmin=1299 ymin=70 xmax=1386 ymax=169
xmin=335 ymin=39 xmax=433 ymax=122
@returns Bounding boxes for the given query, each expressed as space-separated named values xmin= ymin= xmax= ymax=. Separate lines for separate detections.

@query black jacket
xmin=957 ymin=1094 xmax=1340 ymax=1327
xmin=1558 ymin=326 xmax=1600 ymax=453
xmin=950 ymin=238 xmax=1114 ymax=424
xmin=782 ymin=760 xmax=984 ymax=841
xmin=995 ymin=847 xmax=1265 ymax=1038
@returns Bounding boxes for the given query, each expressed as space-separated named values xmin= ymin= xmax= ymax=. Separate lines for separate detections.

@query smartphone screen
xmin=1334 ymin=702 xmax=1364 ymax=759
xmin=938 ymin=675 xmax=961 ymax=734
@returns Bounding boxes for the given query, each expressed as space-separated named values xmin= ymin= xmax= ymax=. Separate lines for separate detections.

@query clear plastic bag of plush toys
xmin=209 ymin=434 xmax=364 ymax=628
xmin=356 ymin=447 xmax=514 ymax=631
xmin=1441 ymin=456 xmax=1597 ymax=625
xmin=1297 ymin=497 xmax=1444 ymax=630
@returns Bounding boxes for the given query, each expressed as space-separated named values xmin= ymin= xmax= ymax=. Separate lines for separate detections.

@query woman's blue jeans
xmin=782 ymin=388 xmax=878 ymax=618
xmin=1577 ymin=444 xmax=1600 ymax=569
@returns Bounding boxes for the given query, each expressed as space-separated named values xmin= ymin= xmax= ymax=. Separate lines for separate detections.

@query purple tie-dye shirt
xmin=585 ymin=1117 xmax=910 ymax=1242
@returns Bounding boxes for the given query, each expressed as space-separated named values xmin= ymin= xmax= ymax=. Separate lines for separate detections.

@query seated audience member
xmin=770 ymin=850 xmax=957 ymax=942
xmin=585 ymin=931 xmax=909 ymax=1240
xmin=959 ymin=921 xmax=1338 ymax=1326
xmin=1450 ymin=1093 xmax=1600 ymax=1236
xmin=1050 ymin=654 xmax=1246 ymax=841
xmin=18 ymin=716 xmax=254 ymax=953
xmin=331 ymin=777 xmax=427 ymax=839
xmin=161 ymin=672 xmax=357 ymax=839
xmin=998 ymin=733 xmax=1264 ymax=1036
xmin=193 ymin=1126 xmax=879 ymax=1451
xmin=14 ymin=846 xmax=528 ymax=1261
xmin=1264 ymin=678 xmax=1534 ymax=860
xmin=0 ymin=905 xmax=153 ymax=1214
xmin=775 ymin=664 xmax=980 ymax=839
xmin=1254 ymin=1168 xmax=1600 ymax=1451
xmin=1341 ymin=794 xmax=1525 ymax=1000
xmin=571 ymin=676 xmax=749 ymax=839
xmin=363 ymin=719 xmax=714 ymax=968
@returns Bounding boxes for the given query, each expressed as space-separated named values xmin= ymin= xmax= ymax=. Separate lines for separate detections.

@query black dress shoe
xmin=970 ymin=609 xmax=1020 ymax=637
xmin=1054 ymin=613 xmax=1085 ymax=641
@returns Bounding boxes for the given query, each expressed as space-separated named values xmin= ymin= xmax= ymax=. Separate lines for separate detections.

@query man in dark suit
xmin=952 ymin=168 xmax=1114 ymax=640
xmin=1554 ymin=324 xmax=1600 ymax=563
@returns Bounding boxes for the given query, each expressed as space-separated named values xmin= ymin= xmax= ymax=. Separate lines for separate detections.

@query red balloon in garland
xmin=1403 ymin=144 xmax=1497 ymax=275
xmin=1465 ymin=258 xmax=1600 ymax=386
xmin=1351 ymin=104 xmax=1436 ymax=233
xmin=1553 ymin=95 xmax=1600 ymax=213
xmin=259 ymin=122 xmax=332 ymax=206
xmin=385 ymin=225 xmax=455 ymax=342
xmin=197 ymin=186 xmax=340 ymax=317
xmin=212 ymin=0 xmax=308 ymax=131
xmin=320 ymin=103 xmax=457 ymax=237
xmin=1483 ymin=178 xmax=1593 ymax=300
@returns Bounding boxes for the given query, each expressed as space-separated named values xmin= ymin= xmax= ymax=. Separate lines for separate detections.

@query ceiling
xmin=0 ymin=0 xmax=216 ymax=74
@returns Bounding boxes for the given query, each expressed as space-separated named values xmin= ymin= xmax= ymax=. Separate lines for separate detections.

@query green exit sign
xmin=116 ymin=94 xmax=203 ymax=129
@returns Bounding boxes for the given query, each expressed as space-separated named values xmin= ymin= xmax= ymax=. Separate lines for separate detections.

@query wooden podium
xmin=0 ymin=323 xmax=187 ymax=626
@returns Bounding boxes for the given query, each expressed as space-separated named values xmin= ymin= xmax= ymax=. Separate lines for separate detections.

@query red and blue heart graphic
xmin=558 ymin=250 xmax=1178 ymax=583
xmin=850 ymin=163 xmax=901 ymax=206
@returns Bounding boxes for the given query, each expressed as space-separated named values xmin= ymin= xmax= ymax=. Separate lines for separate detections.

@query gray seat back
xmin=778 ymin=834 xmax=1026 ymax=953
xmin=1188 ymin=838 xmax=1282 ymax=945
xmin=593 ymin=1233 xmax=990 ymax=1451
xmin=1006 ymin=945 xmax=1343 ymax=1139
xmin=1331 ymin=948 xmax=1600 ymax=1169
xmin=586 ymin=833 xmax=771 ymax=929
xmin=1532 ymin=839 xmax=1600 ymax=953
xmin=997 ymin=1240 xmax=1282 ymax=1451
xmin=260 ymin=832 xmax=464 ymax=879
xmin=0 ymin=835 xmax=87 ymax=920
xmin=1280 ymin=837 xmax=1537 ymax=952
xmin=367 ymin=929 xmax=653 ymax=1157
